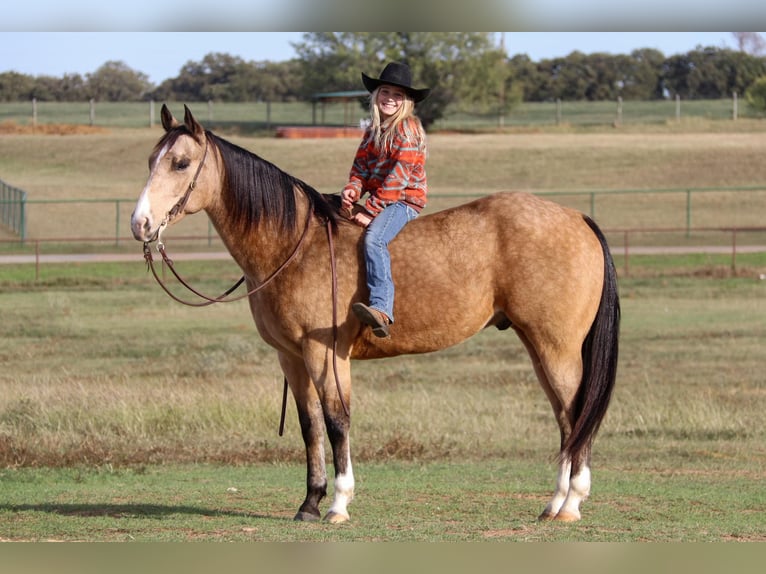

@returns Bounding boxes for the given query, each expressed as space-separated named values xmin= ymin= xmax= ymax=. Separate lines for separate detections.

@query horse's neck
xmin=206 ymin=189 xmax=314 ymax=284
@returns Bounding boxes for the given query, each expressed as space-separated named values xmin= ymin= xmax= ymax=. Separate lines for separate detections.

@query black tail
xmin=563 ymin=216 xmax=620 ymax=467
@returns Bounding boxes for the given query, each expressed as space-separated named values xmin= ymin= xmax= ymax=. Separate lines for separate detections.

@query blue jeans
xmin=363 ymin=202 xmax=419 ymax=323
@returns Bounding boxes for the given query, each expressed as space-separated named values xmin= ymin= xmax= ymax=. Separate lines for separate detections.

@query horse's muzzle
xmin=131 ymin=213 xmax=154 ymax=242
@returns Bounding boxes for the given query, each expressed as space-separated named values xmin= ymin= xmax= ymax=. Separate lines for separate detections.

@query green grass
xmin=1 ymin=115 xmax=765 ymax=541
xmin=0 ymin=262 xmax=764 ymax=540
xmin=1 ymin=99 xmax=760 ymax=132
xmin=0 ymin=459 xmax=763 ymax=541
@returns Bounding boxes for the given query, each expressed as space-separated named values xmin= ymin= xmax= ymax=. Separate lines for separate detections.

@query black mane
xmin=209 ymin=132 xmax=338 ymax=232
xmin=154 ymin=126 xmax=338 ymax=232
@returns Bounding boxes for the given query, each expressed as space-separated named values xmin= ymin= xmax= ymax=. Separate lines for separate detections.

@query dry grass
xmin=0 ymin=264 xmax=763 ymax=471
xmin=0 ymin=120 xmax=110 ymax=136
xmin=2 ymin=126 xmax=765 ymax=240
xmin=0 ymin=124 xmax=764 ymax=468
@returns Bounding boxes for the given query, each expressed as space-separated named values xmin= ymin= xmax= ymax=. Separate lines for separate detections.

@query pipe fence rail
xmin=3 ymin=185 xmax=766 ymax=247
xmin=2 ymin=225 xmax=765 ymax=282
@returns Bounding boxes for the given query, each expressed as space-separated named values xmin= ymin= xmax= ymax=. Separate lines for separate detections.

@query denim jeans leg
xmin=363 ymin=202 xmax=418 ymax=323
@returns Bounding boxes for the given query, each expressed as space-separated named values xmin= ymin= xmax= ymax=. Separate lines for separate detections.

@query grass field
xmin=0 ymin=99 xmax=759 ymax=132
xmin=1 ymin=120 xmax=766 ymax=247
xmin=0 ymin=118 xmax=765 ymax=541
xmin=0 ymin=260 xmax=764 ymax=541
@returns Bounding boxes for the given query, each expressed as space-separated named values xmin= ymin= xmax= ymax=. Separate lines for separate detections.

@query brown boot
xmin=352 ymin=302 xmax=390 ymax=338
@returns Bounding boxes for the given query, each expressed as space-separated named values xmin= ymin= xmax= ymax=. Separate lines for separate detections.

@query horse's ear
xmin=160 ymin=104 xmax=180 ymax=132
xmin=183 ymin=104 xmax=205 ymax=142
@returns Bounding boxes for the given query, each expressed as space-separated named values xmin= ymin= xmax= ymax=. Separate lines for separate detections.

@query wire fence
xmin=0 ymin=97 xmax=754 ymax=133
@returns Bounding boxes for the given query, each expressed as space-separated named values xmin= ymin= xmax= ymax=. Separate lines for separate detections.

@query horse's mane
xmin=154 ymin=127 xmax=338 ymax=232
xmin=209 ymin=132 xmax=339 ymax=232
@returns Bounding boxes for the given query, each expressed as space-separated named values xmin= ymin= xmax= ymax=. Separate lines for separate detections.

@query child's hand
xmin=351 ymin=211 xmax=373 ymax=228
xmin=340 ymin=189 xmax=358 ymax=211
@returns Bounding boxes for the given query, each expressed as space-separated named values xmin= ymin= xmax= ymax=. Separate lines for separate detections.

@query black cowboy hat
xmin=361 ymin=61 xmax=431 ymax=103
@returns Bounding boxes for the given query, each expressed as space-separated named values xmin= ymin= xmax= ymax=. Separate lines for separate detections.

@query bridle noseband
xmin=145 ymin=138 xmax=209 ymax=248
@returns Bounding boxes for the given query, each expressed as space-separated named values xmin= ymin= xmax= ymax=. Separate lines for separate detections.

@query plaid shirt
xmin=343 ymin=117 xmax=427 ymax=216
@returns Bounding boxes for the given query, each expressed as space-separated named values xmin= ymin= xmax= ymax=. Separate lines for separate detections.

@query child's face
xmin=376 ymin=84 xmax=407 ymax=119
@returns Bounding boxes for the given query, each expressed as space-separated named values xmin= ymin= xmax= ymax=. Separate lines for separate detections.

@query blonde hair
xmin=367 ymin=86 xmax=426 ymax=154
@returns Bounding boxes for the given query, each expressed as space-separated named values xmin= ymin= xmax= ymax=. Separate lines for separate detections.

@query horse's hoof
xmin=294 ymin=510 xmax=321 ymax=522
xmin=553 ymin=511 xmax=581 ymax=522
xmin=324 ymin=511 xmax=350 ymax=524
xmin=537 ymin=511 xmax=556 ymax=521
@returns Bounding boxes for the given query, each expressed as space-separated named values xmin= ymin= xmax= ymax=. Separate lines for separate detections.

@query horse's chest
xmin=248 ymin=295 xmax=305 ymax=355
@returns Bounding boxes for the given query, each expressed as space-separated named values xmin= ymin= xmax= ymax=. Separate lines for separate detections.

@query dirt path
xmin=2 ymin=245 xmax=766 ymax=265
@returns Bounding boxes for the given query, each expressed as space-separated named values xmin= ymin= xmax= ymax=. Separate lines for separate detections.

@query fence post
xmin=35 ymin=240 xmax=40 ymax=281
xmin=732 ymin=92 xmax=738 ymax=121
xmin=115 ymin=200 xmax=121 ymax=247
xmin=686 ymin=190 xmax=692 ymax=238
xmin=20 ymin=192 xmax=26 ymax=243
xmin=89 ymin=98 xmax=95 ymax=126
xmin=623 ymin=230 xmax=630 ymax=278
xmin=675 ymin=94 xmax=681 ymax=122
xmin=616 ymin=97 xmax=623 ymax=127
xmin=32 ymin=97 xmax=37 ymax=127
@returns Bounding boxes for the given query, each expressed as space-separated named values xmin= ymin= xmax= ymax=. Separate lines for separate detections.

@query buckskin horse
xmin=131 ymin=104 xmax=620 ymax=523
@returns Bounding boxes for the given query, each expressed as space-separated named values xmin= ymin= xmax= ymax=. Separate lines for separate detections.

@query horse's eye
xmin=175 ymin=158 xmax=191 ymax=171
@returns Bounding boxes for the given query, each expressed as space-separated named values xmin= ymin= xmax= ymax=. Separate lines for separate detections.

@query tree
xmin=732 ymin=32 xmax=766 ymax=55
xmin=292 ymin=32 xmax=508 ymax=128
xmin=506 ymin=54 xmax=543 ymax=101
xmin=86 ymin=61 xmax=152 ymax=101
xmin=149 ymin=54 xmax=303 ymax=103
xmin=0 ymin=72 xmax=36 ymax=101
xmin=663 ymin=47 xmax=766 ymax=99
xmin=620 ymin=49 xmax=665 ymax=100
xmin=745 ymin=76 xmax=766 ymax=115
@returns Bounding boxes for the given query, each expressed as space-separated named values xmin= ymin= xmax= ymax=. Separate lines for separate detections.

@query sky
xmin=0 ymin=32 xmax=747 ymax=85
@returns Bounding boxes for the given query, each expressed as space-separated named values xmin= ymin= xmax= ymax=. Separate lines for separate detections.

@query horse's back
xmin=350 ymin=192 xmax=605 ymax=359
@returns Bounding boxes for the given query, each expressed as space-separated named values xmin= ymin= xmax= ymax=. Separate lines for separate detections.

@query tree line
xmin=2 ymin=33 xmax=766 ymax=128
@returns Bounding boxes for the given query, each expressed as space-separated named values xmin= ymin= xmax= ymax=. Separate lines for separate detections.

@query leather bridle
xmin=140 ymin=139 xmax=349 ymax=428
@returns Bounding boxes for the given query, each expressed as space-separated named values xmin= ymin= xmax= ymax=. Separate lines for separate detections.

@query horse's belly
xmin=349 ymin=303 xmax=492 ymax=360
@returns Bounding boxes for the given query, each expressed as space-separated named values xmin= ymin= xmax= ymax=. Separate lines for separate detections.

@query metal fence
xmin=2 ymin=186 xmax=765 ymax=248
xmin=0 ymin=178 xmax=26 ymax=240
xmin=2 ymin=226 xmax=764 ymax=283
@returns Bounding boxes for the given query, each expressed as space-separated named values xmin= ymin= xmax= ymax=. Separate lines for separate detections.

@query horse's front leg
xmin=279 ymin=353 xmax=327 ymax=522
xmin=305 ymin=343 xmax=354 ymax=524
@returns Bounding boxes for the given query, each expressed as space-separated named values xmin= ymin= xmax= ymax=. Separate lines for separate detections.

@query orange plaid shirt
xmin=343 ymin=117 xmax=427 ymax=216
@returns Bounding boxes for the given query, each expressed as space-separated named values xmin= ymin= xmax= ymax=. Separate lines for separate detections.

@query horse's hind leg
xmin=516 ymin=331 xmax=590 ymax=522
xmin=279 ymin=353 xmax=328 ymax=522
xmin=541 ymin=353 xmax=592 ymax=522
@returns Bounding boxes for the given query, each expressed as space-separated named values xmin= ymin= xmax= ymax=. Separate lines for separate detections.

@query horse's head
xmin=131 ymin=104 xmax=213 ymax=243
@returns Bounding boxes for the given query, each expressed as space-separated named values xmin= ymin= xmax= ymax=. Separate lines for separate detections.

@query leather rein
xmin=141 ymin=138 xmax=348 ymax=432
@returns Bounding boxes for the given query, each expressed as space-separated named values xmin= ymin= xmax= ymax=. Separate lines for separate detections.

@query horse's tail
xmin=563 ymin=216 xmax=620 ymax=468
